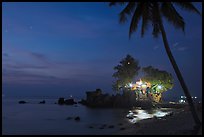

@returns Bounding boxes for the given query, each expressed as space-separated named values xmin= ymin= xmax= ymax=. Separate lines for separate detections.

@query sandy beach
xmin=112 ymin=106 xmax=202 ymax=135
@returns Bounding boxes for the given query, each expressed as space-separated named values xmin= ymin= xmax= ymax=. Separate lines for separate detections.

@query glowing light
xmin=137 ymin=79 xmax=142 ymax=85
xmin=179 ymin=99 xmax=186 ymax=103
xmin=157 ymin=85 xmax=162 ymax=89
xmin=127 ymin=109 xmax=172 ymax=124
xmin=153 ymin=111 xmax=170 ymax=117
xmin=141 ymin=84 xmax=147 ymax=89
xmin=169 ymin=101 xmax=176 ymax=104
xmin=129 ymin=83 xmax=133 ymax=87
xmin=195 ymin=96 xmax=197 ymax=99
xmin=129 ymin=118 xmax=138 ymax=123
xmin=127 ymin=62 xmax=130 ymax=64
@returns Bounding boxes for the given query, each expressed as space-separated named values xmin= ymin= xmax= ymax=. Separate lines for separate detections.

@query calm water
xmin=2 ymin=98 xmax=130 ymax=135
xmin=2 ymin=97 xmax=174 ymax=135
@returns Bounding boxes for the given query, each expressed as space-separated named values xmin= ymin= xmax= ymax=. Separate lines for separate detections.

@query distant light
xmin=195 ymin=96 xmax=197 ymax=99
xmin=141 ymin=84 xmax=147 ymax=89
xmin=157 ymin=85 xmax=162 ymax=89
xmin=179 ymin=99 xmax=186 ymax=103
xmin=129 ymin=83 xmax=133 ymax=87
xmin=128 ymin=62 xmax=130 ymax=64
xmin=169 ymin=101 xmax=175 ymax=104
xmin=181 ymin=96 xmax=184 ymax=99
xmin=138 ymin=81 xmax=142 ymax=86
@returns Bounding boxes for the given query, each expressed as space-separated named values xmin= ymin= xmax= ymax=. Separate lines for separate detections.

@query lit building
xmin=126 ymin=79 xmax=163 ymax=103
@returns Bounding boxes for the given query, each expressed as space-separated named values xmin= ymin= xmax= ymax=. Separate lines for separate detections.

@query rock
xmin=118 ymin=123 xmax=123 ymax=126
xmin=78 ymin=99 xmax=87 ymax=105
xmin=81 ymin=88 xmax=157 ymax=109
xmin=66 ymin=117 xmax=73 ymax=120
xmin=58 ymin=97 xmax=65 ymax=105
xmin=120 ymin=127 xmax=126 ymax=130
xmin=39 ymin=100 xmax=45 ymax=104
xmin=74 ymin=116 xmax=80 ymax=121
xmin=18 ymin=101 xmax=27 ymax=104
xmin=64 ymin=98 xmax=77 ymax=105
xmin=140 ymin=100 xmax=154 ymax=110
xmin=108 ymin=125 xmax=114 ymax=128
xmin=86 ymin=89 xmax=102 ymax=105
xmin=101 ymin=124 xmax=107 ymax=127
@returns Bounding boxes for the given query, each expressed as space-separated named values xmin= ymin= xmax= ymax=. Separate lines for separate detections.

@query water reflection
xmin=126 ymin=108 xmax=172 ymax=123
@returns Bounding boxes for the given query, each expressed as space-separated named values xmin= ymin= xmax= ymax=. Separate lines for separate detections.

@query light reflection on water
xmin=126 ymin=108 xmax=172 ymax=123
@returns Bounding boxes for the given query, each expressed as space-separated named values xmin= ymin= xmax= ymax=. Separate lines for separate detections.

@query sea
xmin=2 ymin=97 xmax=130 ymax=135
xmin=2 ymin=97 xmax=173 ymax=135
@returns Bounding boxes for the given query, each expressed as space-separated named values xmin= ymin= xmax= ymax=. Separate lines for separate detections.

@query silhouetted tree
xmin=141 ymin=66 xmax=174 ymax=93
xmin=112 ymin=54 xmax=140 ymax=92
xmin=109 ymin=2 xmax=201 ymax=126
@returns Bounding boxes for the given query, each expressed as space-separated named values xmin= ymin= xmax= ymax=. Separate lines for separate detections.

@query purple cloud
xmin=3 ymin=53 xmax=9 ymax=57
xmin=173 ymin=42 xmax=179 ymax=47
xmin=177 ymin=47 xmax=189 ymax=51
xmin=2 ymin=69 xmax=77 ymax=85
xmin=4 ymin=63 xmax=48 ymax=69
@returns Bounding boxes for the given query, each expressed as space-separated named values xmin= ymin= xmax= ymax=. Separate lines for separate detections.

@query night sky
xmin=2 ymin=2 xmax=202 ymax=100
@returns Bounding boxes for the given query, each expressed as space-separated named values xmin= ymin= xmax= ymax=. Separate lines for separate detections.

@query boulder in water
xmin=39 ymin=100 xmax=46 ymax=104
xmin=64 ymin=98 xmax=77 ymax=105
xmin=74 ymin=116 xmax=80 ymax=121
xmin=58 ymin=97 xmax=65 ymax=105
xmin=18 ymin=101 xmax=27 ymax=104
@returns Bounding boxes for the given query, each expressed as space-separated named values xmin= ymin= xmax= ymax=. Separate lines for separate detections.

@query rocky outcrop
xmin=18 ymin=101 xmax=27 ymax=104
xmin=81 ymin=89 xmax=153 ymax=109
xmin=39 ymin=100 xmax=46 ymax=104
xmin=74 ymin=116 xmax=80 ymax=121
xmin=58 ymin=97 xmax=65 ymax=105
xmin=64 ymin=99 xmax=77 ymax=105
xmin=58 ymin=97 xmax=77 ymax=105
xmin=78 ymin=99 xmax=87 ymax=105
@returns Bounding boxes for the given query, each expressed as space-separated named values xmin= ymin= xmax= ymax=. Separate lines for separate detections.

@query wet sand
xmin=112 ymin=106 xmax=202 ymax=135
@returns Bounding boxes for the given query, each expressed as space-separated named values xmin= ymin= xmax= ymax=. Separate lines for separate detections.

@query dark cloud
xmin=177 ymin=47 xmax=189 ymax=51
xmin=4 ymin=63 xmax=48 ymax=69
xmin=3 ymin=53 xmax=9 ymax=57
xmin=2 ymin=69 xmax=75 ymax=85
xmin=173 ymin=42 xmax=179 ymax=47
xmin=30 ymin=52 xmax=47 ymax=61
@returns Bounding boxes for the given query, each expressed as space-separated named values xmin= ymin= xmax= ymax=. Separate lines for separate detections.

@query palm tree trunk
xmin=158 ymin=22 xmax=201 ymax=127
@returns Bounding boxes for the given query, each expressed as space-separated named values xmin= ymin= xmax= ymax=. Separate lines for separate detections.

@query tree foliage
xmin=112 ymin=54 xmax=140 ymax=91
xmin=109 ymin=2 xmax=200 ymax=38
xmin=141 ymin=66 xmax=174 ymax=93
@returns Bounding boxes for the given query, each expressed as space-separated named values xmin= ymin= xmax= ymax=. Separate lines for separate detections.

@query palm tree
xmin=109 ymin=2 xmax=201 ymax=127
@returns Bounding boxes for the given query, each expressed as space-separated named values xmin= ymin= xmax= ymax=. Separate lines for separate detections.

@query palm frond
xmin=151 ymin=3 xmax=161 ymax=38
xmin=141 ymin=3 xmax=151 ymax=37
xmin=174 ymin=2 xmax=201 ymax=15
xmin=161 ymin=2 xmax=185 ymax=32
xmin=109 ymin=2 xmax=125 ymax=7
xmin=119 ymin=2 xmax=136 ymax=23
xmin=129 ymin=2 xmax=143 ymax=39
